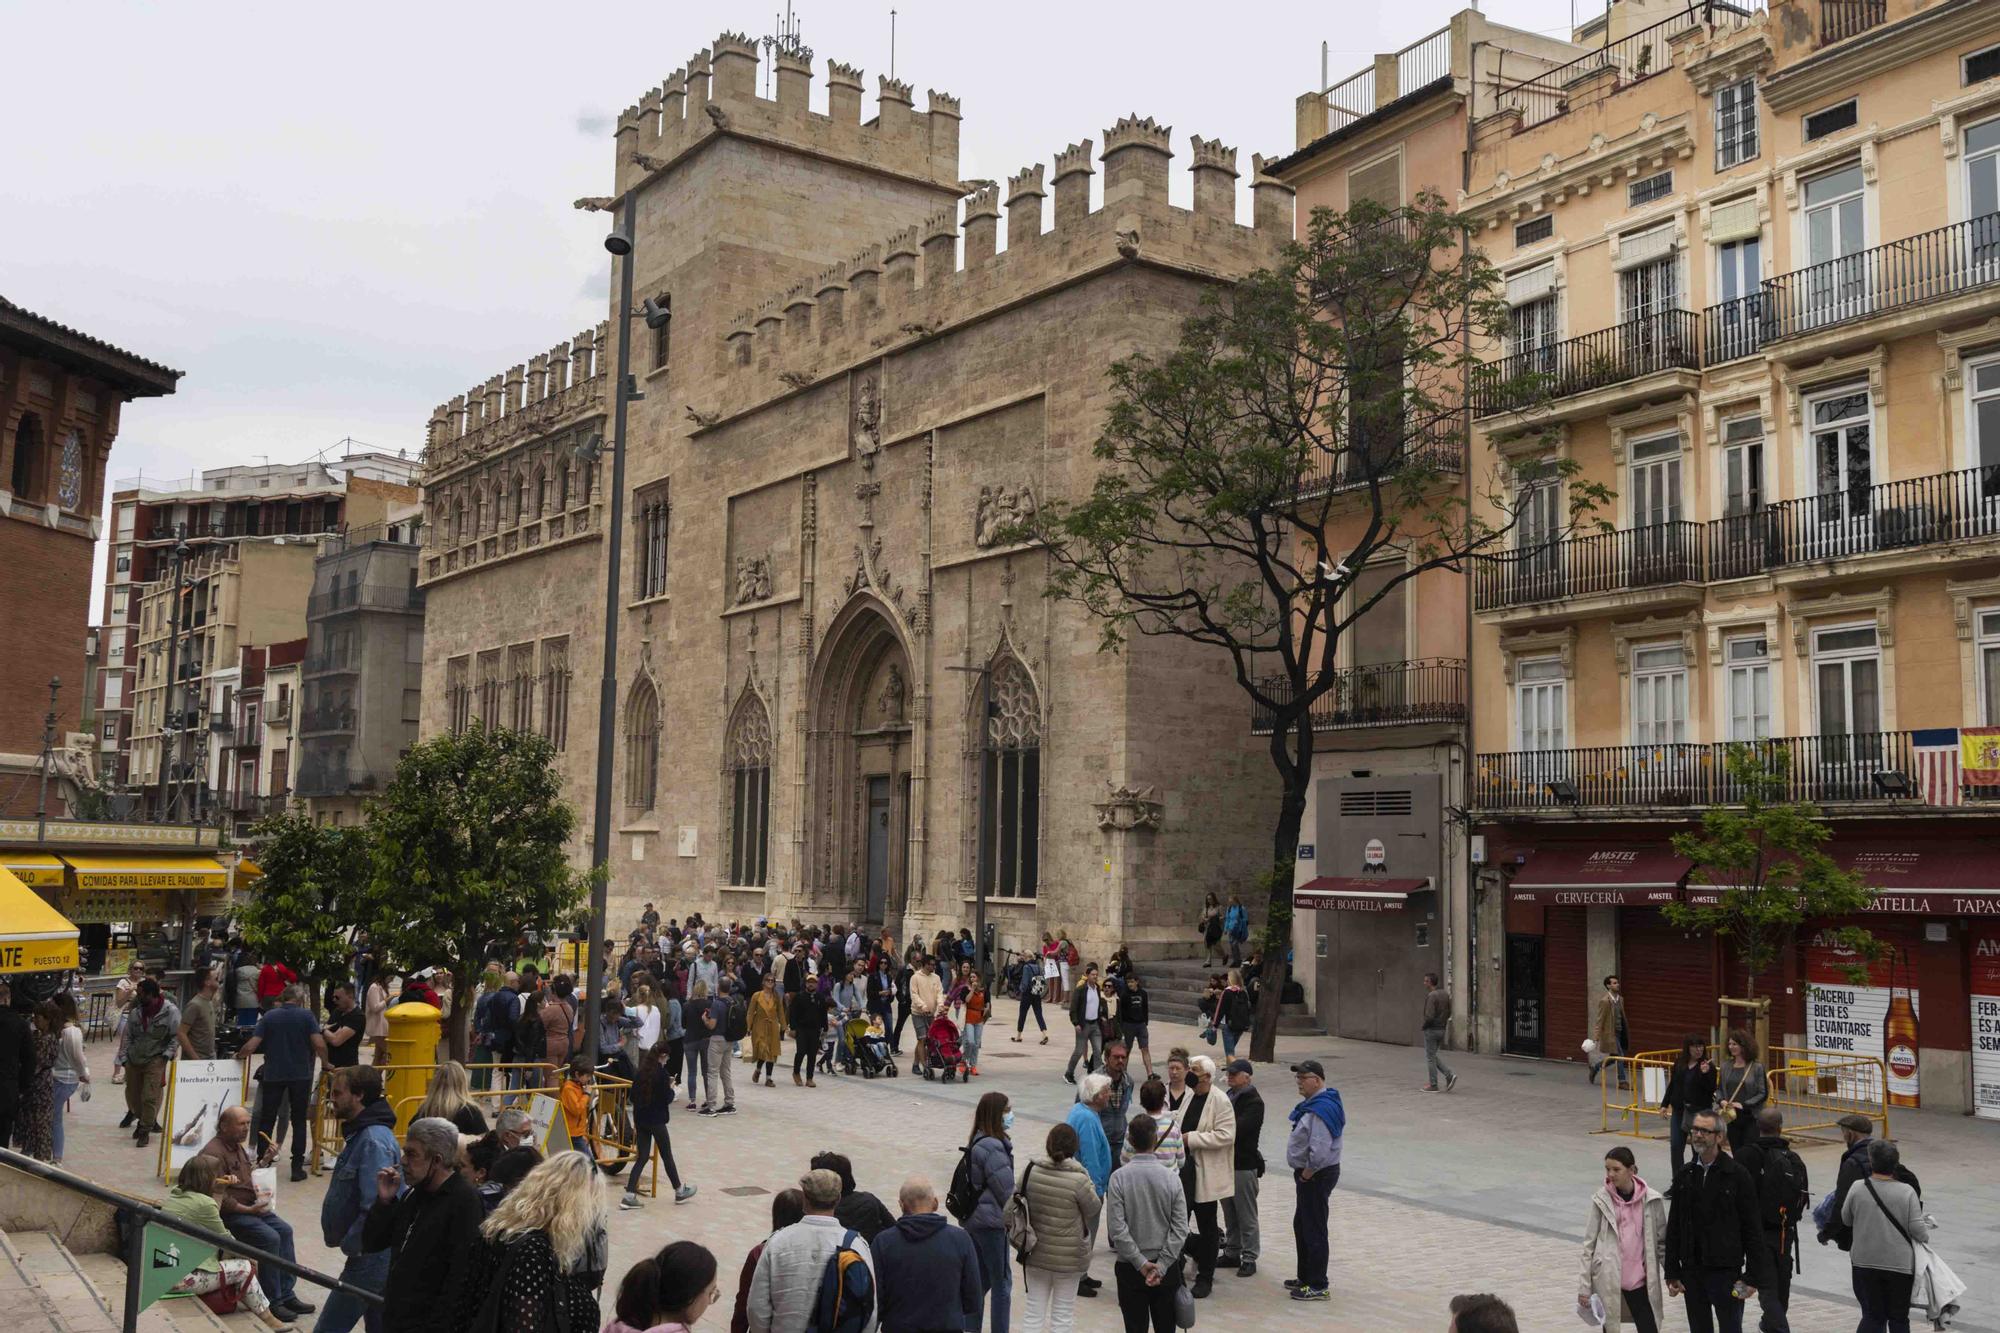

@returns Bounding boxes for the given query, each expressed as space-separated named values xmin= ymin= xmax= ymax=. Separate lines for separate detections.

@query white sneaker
xmin=619 ymin=1193 xmax=645 ymax=1210
xmin=673 ymin=1184 xmax=698 ymax=1203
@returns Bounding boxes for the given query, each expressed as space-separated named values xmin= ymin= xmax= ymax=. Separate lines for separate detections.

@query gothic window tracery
xmin=979 ymin=654 xmax=1041 ymax=898
xmin=724 ymin=691 xmax=772 ymax=886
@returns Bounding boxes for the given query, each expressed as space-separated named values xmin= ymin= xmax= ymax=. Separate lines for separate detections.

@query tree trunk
xmin=1249 ymin=767 xmax=1310 ymax=1063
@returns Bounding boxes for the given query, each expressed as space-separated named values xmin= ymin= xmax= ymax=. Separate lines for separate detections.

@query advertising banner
xmin=1805 ymin=927 xmax=1919 ymax=1108
xmin=1972 ymin=924 xmax=2000 ymax=1122
xmin=163 ymin=1059 xmax=246 ymax=1180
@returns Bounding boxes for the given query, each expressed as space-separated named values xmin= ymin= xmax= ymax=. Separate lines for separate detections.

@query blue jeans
xmin=962 ymin=1023 xmax=984 ymax=1070
xmin=53 ymin=1078 xmax=78 ymax=1160
xmin=969 ymin=1224 xmax=1012 ymax=1331
xmin=223 ymin=1210 xmax=297 ymax=1306
xmin=1221 ymin=1025 xmax=1243 ymax=1057
xmin=315 ymin=1249 xmax=388 ymax=1333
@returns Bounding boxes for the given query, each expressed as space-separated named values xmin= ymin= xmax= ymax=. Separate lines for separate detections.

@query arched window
xmin=10 ymin=414 xmax=45 ymax=502
xmin=724 ymin=692 xmax=773 ymax=886
xmin=556 ymin=462 xmax=571 ymax=511
xmin=513 ymin=472 xmax=528 ymax=525
xmin=451 ymin=496 xmax=465 ymax=544
xmin=625 ymin=677 xmax=661 ymax=811
xmin=473 ymin=484 xmax=488 ymax=535
xmin=979 ymin=655 xmax=1042 ymax=898
xmin=533 ymin=465 xmax=548 ymax=519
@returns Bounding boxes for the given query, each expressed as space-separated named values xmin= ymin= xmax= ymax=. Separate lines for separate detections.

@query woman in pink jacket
xmin=1578 ymin=1145 xmax=1667 ymax=1333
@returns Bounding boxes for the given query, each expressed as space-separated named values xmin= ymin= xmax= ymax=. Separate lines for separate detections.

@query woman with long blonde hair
xmin=415 ymin=1059 xmax=489 ymax=1135
xmin=461 ymin=1151 xmax=608 ymax=1333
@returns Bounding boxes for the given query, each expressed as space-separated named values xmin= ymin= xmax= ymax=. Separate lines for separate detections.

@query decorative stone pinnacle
xmin=1053 ymin=140 xmax=1095 ymax=179
xmin=849 ymin=243 xmax=884 ymax=274
xmin=922 ymin=206 xmax=959 ymax=242
xmin=827 ymin=59 xmax=865 ymax=86
xmin=1007 ymin=163 xmax=1047 ymax=200
xmin=879 ymin=75 xmax=914 ymax=102
xmin=927 ymin=89 xmax=961 ymax=116
xmin=814 ymin=267 xmax=848 ymax=296
xmin=1190 ymin=135 xmax=1239 ymax=175
xmin=713 ymin=31 xmax=757 ymax=57
xmin=776 ymin=48 xmax=814 ymax=73
xmin=964 ymin=183 xmax=1002 ymax=218
xmin=1104 ymin=115 xmax=1171 ymax=156
xmin=884 ymin=226 xmax=921 ymax=260
xmin=689 ymin=48 xmax=713 ymax=75
xmin=664 ymin=69 xmax=688 ymax=96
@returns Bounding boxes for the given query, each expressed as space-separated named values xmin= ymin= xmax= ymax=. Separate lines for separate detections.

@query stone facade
xmin=417 ymin=35 xmax=1296 ymax=959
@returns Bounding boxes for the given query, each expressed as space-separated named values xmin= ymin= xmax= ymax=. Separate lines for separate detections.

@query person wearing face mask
xmin=963 ymin=1092 xmax=1016 ymax=1333
xmin=1579 ymin=1146 xmax=1668 ymax=1333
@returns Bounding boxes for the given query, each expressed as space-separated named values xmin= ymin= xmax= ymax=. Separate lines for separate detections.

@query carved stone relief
xmin=1094 ymin=781 xmax=1163 ymax=832
xmin=975 ymin=483 xmax=1037 ymax=548
xmin=734 ymin=555 xmax=773 ymax=605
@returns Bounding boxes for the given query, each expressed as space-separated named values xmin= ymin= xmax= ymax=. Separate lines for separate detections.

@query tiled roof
xmin=0 ymin=295 xmax=182 ymax=396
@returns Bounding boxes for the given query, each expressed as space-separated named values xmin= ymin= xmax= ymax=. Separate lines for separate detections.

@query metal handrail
xmin=0 ymin=1145 xmax=382 ymax=1332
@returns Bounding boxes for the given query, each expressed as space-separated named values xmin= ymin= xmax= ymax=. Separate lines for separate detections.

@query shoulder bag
xmin=1003 ymin=1162 xmax=1037 ymax=1260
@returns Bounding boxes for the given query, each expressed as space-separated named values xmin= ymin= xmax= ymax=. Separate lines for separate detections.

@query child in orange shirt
xmin=559 ymin=1056 xmax=594 ymax=1155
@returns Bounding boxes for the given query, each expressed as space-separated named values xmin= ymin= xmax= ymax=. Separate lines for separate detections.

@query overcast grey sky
xmin=6 ymin=0 xmax=1577 ymax=607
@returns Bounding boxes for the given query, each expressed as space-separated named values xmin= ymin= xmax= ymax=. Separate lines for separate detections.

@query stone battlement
xmin=422 ymin=322 xmax=610 ymax=481
xmin=613 ymin=33 xmax=961 ymax=195
xmin=699 ymin=125 xmax=1295 ymax=427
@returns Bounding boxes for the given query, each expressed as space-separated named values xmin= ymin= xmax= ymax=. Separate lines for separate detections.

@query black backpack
xmin=514 ymin=1004 xmax=547 ymax=1060
xmin=1753 ymin=1144 xmax=1810 ymax=1249
xmin=726 ymin=997 xmax=749 ymax=1042
xmin=945 ymin=1142 xmax=981 ymax=1222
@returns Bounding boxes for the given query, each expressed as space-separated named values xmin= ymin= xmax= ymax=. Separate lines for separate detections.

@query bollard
xmin=383 ymin=1000 xmax=442 ymax=1134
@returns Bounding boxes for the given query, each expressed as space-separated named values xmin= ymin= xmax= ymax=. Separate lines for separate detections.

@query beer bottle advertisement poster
xmin=1972 ymin=924 xmax=2000 ymax=1122
xmin=1805 ymin=926 xmax=1920 ymax=1108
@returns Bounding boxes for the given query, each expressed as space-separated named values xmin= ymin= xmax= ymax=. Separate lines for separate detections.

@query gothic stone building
xmin=417 ymin=35 xmax=1293 ymax=958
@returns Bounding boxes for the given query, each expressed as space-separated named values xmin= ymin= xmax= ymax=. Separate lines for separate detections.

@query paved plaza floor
xmin=46 ymin=1012 xmax=1998 ymax=1332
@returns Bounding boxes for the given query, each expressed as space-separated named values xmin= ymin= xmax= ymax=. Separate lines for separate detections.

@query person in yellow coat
xmin=747 ymin=972 xmax=786 ymax=1086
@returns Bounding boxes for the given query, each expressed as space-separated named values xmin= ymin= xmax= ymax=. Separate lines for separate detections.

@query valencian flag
xmin=1962 ymin=726 xmax=2000 ymax=789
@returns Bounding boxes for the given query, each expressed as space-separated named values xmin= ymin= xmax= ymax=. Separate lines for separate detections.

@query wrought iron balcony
xmin=1702 ymin=293 xmax=1767 ymax=364
xmin=1473 ymin=310 xmax=1700 ymax=417
xmin=1292 ymin=425 xmax=1466 ymax=503
xmin=1475 ymin=731 xmax=1922 ymax=811
xmin=298 ymin=706 xmax=356 ymax=735
xmin=303 ymin=653 xmax=358 ymax=675
xmin=1820 ymin=0 xmax=1885 ymax=42
xmin=295 ymin=763 xmax=382 ymax=798
xmin=308 ymin=586 xmax=426 ymax=617
xmin=1250 ymin=659 xmax=1468 ymax=733
xmin=208 ymin=712 xmax=233 ymax=734
xmin=1709 ymin=465 xmax=2000 ymax=577
xmin=1760 ymin=214 xmax=2000 ymax=343
xmin=1473 ymin=521 xmax=1705 ymax=611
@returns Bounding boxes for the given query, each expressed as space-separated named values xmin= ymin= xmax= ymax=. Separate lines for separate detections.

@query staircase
xmin=1140 ymin=957 xmax=1323 ymax=1036
xmin=0 ymin=1227 xmax=268 ymax=1333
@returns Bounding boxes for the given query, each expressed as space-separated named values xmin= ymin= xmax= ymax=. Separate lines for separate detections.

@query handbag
xmin=1173 ymin=1265 xmax=1197 ymax=1328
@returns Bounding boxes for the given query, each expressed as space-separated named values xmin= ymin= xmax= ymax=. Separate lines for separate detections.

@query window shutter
xmin=1614 ymin=224 xmax=1676 ymax=270
xmin=1349 ymin=155 xmax=1401 ymax=208
xmin=1506 ymin=263 xmax=1557 ymax=306
xmin=1709 ymin=196 xmax=1760 ymax=243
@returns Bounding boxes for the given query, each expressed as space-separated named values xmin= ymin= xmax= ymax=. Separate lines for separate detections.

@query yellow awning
xmin=62 ymin=853 xmax=230 ymax=891
xmin=234 ymin=859 xmax=263 ymax=881
xmin=0 ymin=867 xmax=79 ymax=973
xmin=0 ymin=852 xmax=66 ymax=889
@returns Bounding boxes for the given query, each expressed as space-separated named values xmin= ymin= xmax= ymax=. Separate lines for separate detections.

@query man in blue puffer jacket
xmin=319 ymin=1065 xmax=401 ymax=1333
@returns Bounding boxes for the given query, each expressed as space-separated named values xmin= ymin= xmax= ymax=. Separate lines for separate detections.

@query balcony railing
xmin=1760 ymin=214 xmax=2000 ymax=343
xmin=1474 ymin=520 xmax=1705 ymax=610
xmin=1492 ymin=2 xmax=1762 ymax=129
xmin=1702 ymin=293 xmax=1767 ymax=364
xmin=308 ymin=587 xmax=426 ymax=617
xmin=209 ymin=712 xmax=233 ymax=734
xmin=1475 ymin=731 xmax=1920 ymax=810
xmin=1473 ymin=310 xmax=1700 ymax=416
xmin=295 ymin=764 xmax=382 ymax=798
xmin=1293 ymin=425 xmax=1466 ymax=502
xmin=1820 ymin=0 xmax=1885 ymax=42
xmin=1251 ymin=659 xmax=1468 ymax=733
xmin=299 ymin=707 xmax=357 ymax=735
xmin=304 ymin=653 xmax=358 ymax=674
xmin=1711 ymin=464 xmax=2000 ymax=576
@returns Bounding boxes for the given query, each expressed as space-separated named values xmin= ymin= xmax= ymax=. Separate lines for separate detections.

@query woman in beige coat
xmin=1020 ymin=1122 xmax=1102 ymax=1333
xmin=1178 ymin=1054 xmax=1237 ymax=1297
xmin=1577 ymin=1145 xmax=1667 ymax=1333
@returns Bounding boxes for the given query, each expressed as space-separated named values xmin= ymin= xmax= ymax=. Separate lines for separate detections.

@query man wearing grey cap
xmin=1284 ymin=1060 xmax=1343 ymax=1303
xmin=1217 ymin=1058 xmax=1265 ymax=1277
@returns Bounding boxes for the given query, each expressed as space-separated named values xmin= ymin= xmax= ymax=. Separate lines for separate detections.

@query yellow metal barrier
xmin=308 ymin=1062 xmax=566 ymax=1176
xmin=1598 ymin=1046 xmax=1888 ymax=1142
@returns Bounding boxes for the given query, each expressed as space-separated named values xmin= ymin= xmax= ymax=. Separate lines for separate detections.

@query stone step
xmin=72 ymin=1251 xmax=262 ymax=1333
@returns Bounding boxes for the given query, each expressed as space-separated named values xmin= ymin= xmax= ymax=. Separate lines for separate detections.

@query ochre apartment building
xmin=1462 ymin=0 xmax=2000 ymax=1115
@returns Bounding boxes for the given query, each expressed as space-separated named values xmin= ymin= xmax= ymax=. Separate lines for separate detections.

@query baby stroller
xmin=840 ymin=1015 xmax=871 ymax=1075
xmin=925 ymin=1012 xmax=964 ymax=1084
xmin=854 ymin=1023 xmax=897 ymax=1079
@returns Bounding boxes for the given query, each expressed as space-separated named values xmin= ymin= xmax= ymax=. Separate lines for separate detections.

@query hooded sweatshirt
xmin=1611 ymin=1178 xmax=1650 ymax=1290
xmin=871 ymin=1211 xmax=982 ymax=1332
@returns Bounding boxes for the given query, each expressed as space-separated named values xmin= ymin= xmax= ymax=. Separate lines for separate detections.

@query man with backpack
xmin=748 ymin=1167 xmax=877 ymax=1333
xmin=1735 ymin=1106 xmax=1807 ymax=1333
xmin=1817 ymin=1112 xmax=1919 ymax=1251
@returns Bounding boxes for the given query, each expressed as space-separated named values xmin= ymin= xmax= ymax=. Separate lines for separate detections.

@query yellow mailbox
xmin=383 ymin=1000 xmax=442 ymax=1134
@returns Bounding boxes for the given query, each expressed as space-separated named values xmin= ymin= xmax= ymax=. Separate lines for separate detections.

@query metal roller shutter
xmin=1545 ymin=907 xmax=1590 ymax=1063
xmin=1620 ymin=908 xmax=1718 ymax=1055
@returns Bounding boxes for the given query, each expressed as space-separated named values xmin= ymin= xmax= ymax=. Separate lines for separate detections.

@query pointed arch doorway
xmin=807 ymin=600 xmax=916 ymax=925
